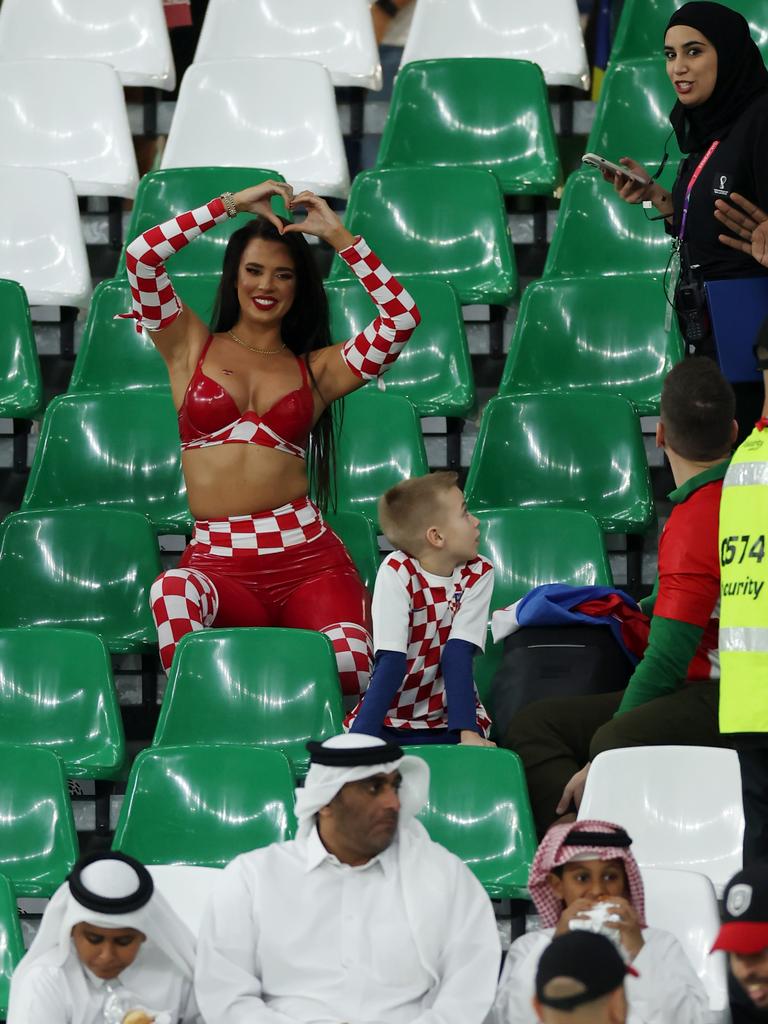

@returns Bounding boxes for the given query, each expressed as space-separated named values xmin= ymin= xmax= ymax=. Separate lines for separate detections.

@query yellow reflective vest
xmin=719 ymin=425 xmax=768 ymax=733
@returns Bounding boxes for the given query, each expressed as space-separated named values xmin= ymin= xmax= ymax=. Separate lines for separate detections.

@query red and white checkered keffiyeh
xmin=336 ymin=237 xmax=420 ymax=380
xmin=529 ymin=819 xmax=647 ymax=928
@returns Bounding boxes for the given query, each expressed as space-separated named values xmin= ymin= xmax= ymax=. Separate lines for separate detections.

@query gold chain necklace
xmin=227 ymin=329 xmax=287 ymax=356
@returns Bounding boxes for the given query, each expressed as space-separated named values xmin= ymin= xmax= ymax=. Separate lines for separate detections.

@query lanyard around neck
xmin=679 ymin=140 xmax=720 ymax=241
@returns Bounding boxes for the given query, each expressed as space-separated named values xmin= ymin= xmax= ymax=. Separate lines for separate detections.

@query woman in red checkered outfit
xmin=123 ymin=180 xmax=421 ymax=694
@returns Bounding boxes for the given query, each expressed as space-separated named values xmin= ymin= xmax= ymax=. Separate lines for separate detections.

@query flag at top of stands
xmin=590 ymin=0 xmax=612 ymax=100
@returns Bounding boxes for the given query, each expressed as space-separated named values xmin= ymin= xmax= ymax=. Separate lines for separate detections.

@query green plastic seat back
xmin=328 ymin=167 xmax=518 ymax=306
xmin=543 ymin=169 xmax=676 ymax=278
xmin=0 ymin=628 xmax=125 ymax=779
xmin=500 ymin=274 xmax=684 ymax=414
xmin=0 ymin=873 xmax=24 ymax=1018
xmin=473 ymin=508 xmax=613 ymax=704
xmin=118 ymin=167 xmax=288 ymax=277
xmin=153 ymin=628 xmax=343 ymax=776
xmin=464 ymin=393 xmax=655 ymax=534
xmin=377 ymin=59 xmax=562 ymax=196
xmin=113 ymin=745 xmax=298 ymax=866
xmin=23 ymin=391 xmax=192 ymax=534
xmin=69 ymin=276 xmax=221 ymax=395
xmin=324 ymin=511 xmax=380 ymax=591
xmin=325 ymin=277 xmax=475 ymax=418
xmin=330 ymin=389 xmax=429 ymax=529
xmin=611 ymin=0 xmax=768 ymax=61
xmin=0 ymin=280 xmax=43 ymax=419
xmin=587 ymin=58 xmax=683 ymax=171
xmin=0 ymin=509 xmax=161 ymax=653
xmin=0 ymin=744 xmax=78 ymax=897
xmin=411 ymin=745 xmax=537 ymax=898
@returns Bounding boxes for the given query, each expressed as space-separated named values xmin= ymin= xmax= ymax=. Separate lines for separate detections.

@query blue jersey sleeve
xmin=348 ymin=650 xmax=407 ymax=737
xmin=443 ymin=638 xmax=480 ymax=733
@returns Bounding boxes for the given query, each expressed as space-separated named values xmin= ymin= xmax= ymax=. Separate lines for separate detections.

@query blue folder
xmin=704 ymin=276 xmax=768 ymax=382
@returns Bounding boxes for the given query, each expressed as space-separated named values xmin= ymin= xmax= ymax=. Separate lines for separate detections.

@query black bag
xmin=491 ymin=625 xmax=634 ymax=738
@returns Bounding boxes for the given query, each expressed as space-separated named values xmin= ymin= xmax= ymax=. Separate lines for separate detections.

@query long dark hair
xmin=210 ymin=216 xmax=340 ymax=512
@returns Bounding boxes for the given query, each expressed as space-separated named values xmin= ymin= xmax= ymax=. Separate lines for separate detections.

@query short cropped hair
xmin=378 ymin=471 xmax=458 ymax=554
xmin=660 ymin=358 xmax=735 ymax=461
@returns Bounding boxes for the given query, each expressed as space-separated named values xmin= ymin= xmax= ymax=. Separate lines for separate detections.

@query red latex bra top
xmin=178 ymin=336 xmax=314 ymax=458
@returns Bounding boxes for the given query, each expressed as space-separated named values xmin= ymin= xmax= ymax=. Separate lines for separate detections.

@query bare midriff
xmin=182 ymin=445 xmax=310 ymax=520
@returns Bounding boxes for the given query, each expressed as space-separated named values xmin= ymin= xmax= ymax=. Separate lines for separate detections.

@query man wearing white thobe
xmin=195 ymin=733 xmax=501 ymax=1024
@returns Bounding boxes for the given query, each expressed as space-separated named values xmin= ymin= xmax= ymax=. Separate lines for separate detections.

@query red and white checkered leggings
xmin=150 ymin=498 xmax=372 ymax=695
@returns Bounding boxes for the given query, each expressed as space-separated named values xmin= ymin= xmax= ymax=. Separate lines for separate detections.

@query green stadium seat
xmin=328 ymin=389 xmax=429 ymax=529
xmin=68 ymin=275 xmax=220 ymax=395
xmin=0 ymin=278 xmax=44 ymax=471
xmin=500 ymin=273 xmax=684 ymax=415
xmin=376 ymin=59 xmax=562 ymax=197
xmin=0 ymin=744 xmax=78 ymax=897
xmin=328 ymin=167 xmax=518 ymax=305
xmin=473 ymin=508 xmax=613 ymax=705
xmin=464 ymin=393 xmax=655 ymax=534
xmin=0 ymin=873 xmax=23 ymax=1019
xmin=324 ymin=511 xmax=380 ymax=591
xmin=0 ymin=628 xmax=125 ymax=779
xmin=0 ymin=279 xmax=43 ymax=419
xmin=411 ymin=745 xmax=537 ymax=899
xmin=542 ymin=169 xmax=676 ymax=279
xmin=610 ymin=0 xmax=768 ymax=62
xmin=113 ymin=745 xmax=297 ymax=866
xmin=587 ymin=58 xmax=682 ymax=172
xmin=152 ymin=628 xmax=343 ymax=776
xmin=22 ymin=391 xmax=192 ymax=534
xmin=0 ymin=509 xmax=161 ymax=653
xmin=117 ymin=167 xmax=289 ymax=277
xmin=325 ymin=277 xmax=475 ymax=418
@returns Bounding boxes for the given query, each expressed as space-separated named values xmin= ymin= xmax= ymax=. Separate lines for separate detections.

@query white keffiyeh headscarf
xmin=296 ymin=733 xmax=458 ymax=981
xmin=7 ymin=852 xmax=197 ymax=1024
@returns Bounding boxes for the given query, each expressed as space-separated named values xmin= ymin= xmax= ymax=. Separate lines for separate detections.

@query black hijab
xmin=666 ymin=1 xmax=768 ymax=152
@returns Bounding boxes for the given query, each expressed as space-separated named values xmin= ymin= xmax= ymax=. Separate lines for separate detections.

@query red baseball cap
xmin=712 ymin=867 xmax=768 ymax=955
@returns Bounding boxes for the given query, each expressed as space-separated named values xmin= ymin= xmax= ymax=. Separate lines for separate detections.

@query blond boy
xmin=345 ymin=472 xmax=496 ymax=746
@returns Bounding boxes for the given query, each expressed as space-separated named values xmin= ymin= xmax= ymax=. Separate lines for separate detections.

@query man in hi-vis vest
xmin=719 ymin=319 xmax=768 ymax=863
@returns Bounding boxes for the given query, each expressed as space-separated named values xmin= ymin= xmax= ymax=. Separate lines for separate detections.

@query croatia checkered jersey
xmin=346 ymin=550 xmax=494 ymax=734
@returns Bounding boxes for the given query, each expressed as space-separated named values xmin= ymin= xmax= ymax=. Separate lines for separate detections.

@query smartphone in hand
xmin=581 ymin=153 xmax=649 ymax=185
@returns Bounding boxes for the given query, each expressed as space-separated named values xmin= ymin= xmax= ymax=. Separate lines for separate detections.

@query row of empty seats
xmin=0 ymin=0 xmax=592 ymax=90
xmin=18 ymin=388 xmax=655 ymax=549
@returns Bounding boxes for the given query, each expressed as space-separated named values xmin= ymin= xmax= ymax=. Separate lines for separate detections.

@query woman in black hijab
xmin=605 ymin=1 xmax=768 ymax=430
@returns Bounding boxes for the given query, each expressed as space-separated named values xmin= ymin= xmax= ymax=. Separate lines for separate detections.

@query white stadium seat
xmin=162 ymin=58 xmax=350 ymax=198
xmin=0 ymin=0 xmax=176 ymax=90
xmin=195 ymin=0 xmax=381 ymax=90
xmin=0 ymin=166 xmax=91 ymax=307
xmin=400 ymin=0 xmax=590 ymax=90
xmin=0 ymin=59 xmax=138 ymax=198
xmin=579 ymin=746 xmax=744 ymax=896
xmin=148 ymin=864 xmax=222 ymax=936
xmin=642 ymin=867 xmax=729 ymax=1019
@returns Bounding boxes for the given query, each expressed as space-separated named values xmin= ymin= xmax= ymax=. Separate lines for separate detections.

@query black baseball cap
xmin=536 ymin=931 xmax=639 ymax=1011
xmin=712 ymin=865 xmax=768 ymax=955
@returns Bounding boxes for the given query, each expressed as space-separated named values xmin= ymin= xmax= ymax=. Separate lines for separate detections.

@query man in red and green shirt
xmin=505 ymin=358 xmax=737 ymax=836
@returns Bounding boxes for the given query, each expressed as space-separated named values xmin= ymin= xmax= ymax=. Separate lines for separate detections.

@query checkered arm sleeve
xmin=337 ymin=237 xmax=421 ymax=380
xmin=120 ymin=198 xmax=229 ymax=334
